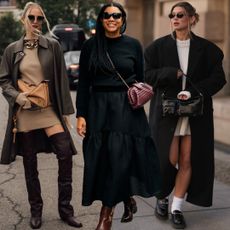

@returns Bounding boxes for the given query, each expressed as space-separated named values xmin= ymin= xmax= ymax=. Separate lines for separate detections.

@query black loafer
xmin=155 ymin=198 xmax=168 ymax=220
xmin=30 ymin=216 xmax=42 ymax=229
xmin=171 ymin=210 xmax=186 ymax=229
xmin=121 ymin=197 xmax=138 ymax=223
xmin=61 ymin=216 xmax=83 ymax=228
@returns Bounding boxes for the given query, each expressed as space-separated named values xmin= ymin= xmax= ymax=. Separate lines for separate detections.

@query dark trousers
xmin=21 ymin=131 xmax=74 ymax=218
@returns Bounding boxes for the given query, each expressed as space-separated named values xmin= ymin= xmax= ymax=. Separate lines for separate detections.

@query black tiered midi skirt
xmin=82 ymin=89 xmax=161 ymax=207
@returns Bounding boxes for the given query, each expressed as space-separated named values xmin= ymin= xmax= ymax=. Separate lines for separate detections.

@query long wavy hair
xmin=89 ymin=1 xmax=127 ymax=74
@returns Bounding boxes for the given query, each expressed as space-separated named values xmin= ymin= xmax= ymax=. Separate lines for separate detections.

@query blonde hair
xmin=21 ymin=1 xmax=54 ymax=37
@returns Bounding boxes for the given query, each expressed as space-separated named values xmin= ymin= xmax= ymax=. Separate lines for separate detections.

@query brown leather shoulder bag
xmin=17 ymin=79 xmax=50 ymax=109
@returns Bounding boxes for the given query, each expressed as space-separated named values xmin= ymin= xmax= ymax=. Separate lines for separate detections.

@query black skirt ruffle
xmin=82 ymin=91 xmax=161 ymax=207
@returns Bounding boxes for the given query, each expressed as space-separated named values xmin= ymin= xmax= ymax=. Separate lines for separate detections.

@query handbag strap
xmin=163 ymin=73 xmax=203 ymax=97
xmin=106 ymin=52 xmax=130 ymax=89
xmin=183 ymin=74 xmax=203 ymax=96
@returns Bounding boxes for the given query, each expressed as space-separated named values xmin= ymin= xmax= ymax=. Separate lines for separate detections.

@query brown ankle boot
xmin=121 ymin=197 xmax=137 ymax=223
xmin=95 ymin=206 xmax=114 ymax=230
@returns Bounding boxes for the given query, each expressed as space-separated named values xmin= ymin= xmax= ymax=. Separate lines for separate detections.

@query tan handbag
xmin=17 ymin=79 xmax=50 ymax=109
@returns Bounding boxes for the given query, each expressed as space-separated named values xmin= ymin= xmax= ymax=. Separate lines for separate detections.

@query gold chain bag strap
xmin=17 ymin=79 xmax=50 ymax=109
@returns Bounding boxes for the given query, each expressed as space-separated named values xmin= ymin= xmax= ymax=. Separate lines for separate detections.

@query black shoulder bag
xmin=161 ymin=75 xmax=204 ymax=117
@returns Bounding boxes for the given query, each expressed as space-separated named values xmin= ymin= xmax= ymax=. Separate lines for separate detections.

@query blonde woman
xmin=0 ymin=2 xmax=82 ymax=229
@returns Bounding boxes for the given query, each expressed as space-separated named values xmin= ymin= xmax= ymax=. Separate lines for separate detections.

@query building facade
xmin=0 ymin=0 xmax=19 ymax=18
xmin=0 ymin=0 xmax=16 ymax=10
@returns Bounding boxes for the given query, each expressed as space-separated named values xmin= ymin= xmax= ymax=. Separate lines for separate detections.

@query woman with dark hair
xmin=144 ymin=1 xmax=226 ymax=229
xmin=0 ymin=2 xmax=82 ymax=229
xmin=76 ymin=2 xmax=161 ymax=230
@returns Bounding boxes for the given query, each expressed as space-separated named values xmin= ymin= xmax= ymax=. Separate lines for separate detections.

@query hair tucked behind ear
xmin=89 ymin=1 xmax=127 ymax=74
xmin=170 ymin=1 xmax=199 ymax=39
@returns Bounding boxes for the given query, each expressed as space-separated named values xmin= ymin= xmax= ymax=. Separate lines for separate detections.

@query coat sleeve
xmin=0 ymin=46 xmax=19 ymax=107
xmin=52 ymin=40 xmax=75 ymax=115
xmin=144 ymin=41 xmax=179 ymax=89
xmin=194 ymin=43 xmax=226 ymax=97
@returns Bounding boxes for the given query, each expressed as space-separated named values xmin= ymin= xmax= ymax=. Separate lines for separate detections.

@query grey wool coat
xmin=144 ymin=33 xmax=226 ymax=207
xmin=0 ymin=35 xmax=77 ymax=164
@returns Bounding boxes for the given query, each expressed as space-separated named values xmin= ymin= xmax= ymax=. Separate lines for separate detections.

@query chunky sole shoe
xmin=171 ymin=210 xmax=186 ymax=229
xmin=155 ymin=198 xmax=169 ymax=220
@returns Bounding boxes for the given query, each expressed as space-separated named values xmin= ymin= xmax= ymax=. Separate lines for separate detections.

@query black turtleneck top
xmin=76 ymin=35 xmax=144 ymax=118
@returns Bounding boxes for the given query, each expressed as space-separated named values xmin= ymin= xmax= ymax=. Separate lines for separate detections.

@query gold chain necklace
xmin=24 ymin=39 xmax=38 ymax=49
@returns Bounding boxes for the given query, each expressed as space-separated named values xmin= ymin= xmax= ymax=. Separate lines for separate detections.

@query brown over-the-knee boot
xmin=95 ymin=206 xmax=114 ymax=230
xmin=49 ymin=132 xmax=82 ymax=228
xmin=21 ymin=132 xmax=43 ymax=229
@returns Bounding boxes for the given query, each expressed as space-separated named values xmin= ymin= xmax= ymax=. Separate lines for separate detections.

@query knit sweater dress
xmin=17 ymin=45 xmax=60 ymax=132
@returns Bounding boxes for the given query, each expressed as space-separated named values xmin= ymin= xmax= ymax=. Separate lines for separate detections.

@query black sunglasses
xmin=102 ymin=12 xmax=122 ymax=20
xmin=28 ymin=15 xmax=44 ymax=23
xmin=168 ymin=13 xmax=186 ymax=19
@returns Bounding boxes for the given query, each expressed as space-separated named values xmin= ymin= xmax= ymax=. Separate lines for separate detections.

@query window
xmin=0 ymin=0 xmax=10 ymax=7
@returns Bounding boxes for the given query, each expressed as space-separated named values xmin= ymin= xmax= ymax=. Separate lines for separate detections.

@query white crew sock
xmin=171 ymin=196 xmax=184 ymax=213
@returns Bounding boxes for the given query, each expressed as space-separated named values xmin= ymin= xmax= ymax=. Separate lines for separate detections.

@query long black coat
xmin=144 ymin=33 xmax=226 ymax=207
xmin=0 ymin=35 xmax=77 ymax=164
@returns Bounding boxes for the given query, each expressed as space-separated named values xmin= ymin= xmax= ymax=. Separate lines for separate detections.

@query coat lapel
xmin=14 ymin=37 xmax=24 ymax=64
xmin=12 ymin=37 xmax=24 ymax=85
xmin=187 ymin=34 xmax=203 ymax=78
xmin=165 ymin=36 xmax=181 ymax=68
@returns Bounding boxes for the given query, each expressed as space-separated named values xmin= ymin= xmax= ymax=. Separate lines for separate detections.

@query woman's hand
xmin=16 ymin=92 xmax=31 ymax=109
xmin=76 ymin=117 xmax=86 ymax=137
xmin=177 ymin=69 xmax=184 ymax=79
xmin=177 ymin=91 xmax=191 ymax=100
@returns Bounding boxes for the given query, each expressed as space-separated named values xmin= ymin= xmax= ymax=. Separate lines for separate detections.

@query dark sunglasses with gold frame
xmin=28 ymin=15 xmax=44 ymax=23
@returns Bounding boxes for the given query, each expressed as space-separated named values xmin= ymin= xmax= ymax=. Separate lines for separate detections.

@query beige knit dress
xmin=17 ymin=45 xmax=61 ymax=132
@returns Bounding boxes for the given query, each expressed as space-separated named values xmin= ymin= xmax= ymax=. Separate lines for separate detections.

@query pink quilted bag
xmin=127 ymin=82 xmax=154 ymax=109
xmin=106 ymin=52 xmax=154 ymax=109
